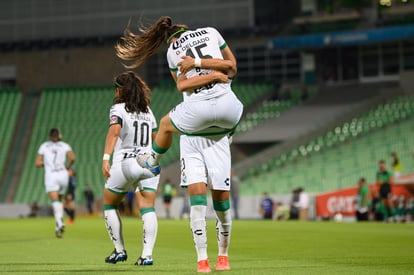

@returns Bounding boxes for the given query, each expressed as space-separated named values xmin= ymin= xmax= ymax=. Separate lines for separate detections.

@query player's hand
xmin=212 ymin=71 xmax=229 ymax=83
xmin=177 ymin=56 xmax=195 ymax=75
xmin=67 ymin=167 xmax=74 ymax=177
xmin=102 ymin=160 xmax=111 ymax=178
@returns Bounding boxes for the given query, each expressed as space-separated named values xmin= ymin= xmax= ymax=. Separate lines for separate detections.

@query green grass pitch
xmin=0 ymin=217 xmax=413 ymax=274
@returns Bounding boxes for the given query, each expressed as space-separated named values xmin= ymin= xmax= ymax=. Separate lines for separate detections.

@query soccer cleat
xmin=105 ymin=249 xmax=127 ymax=264
xmin=136 ymin=153 xmax=161 ymax=176
xmin=135 ymin=256 xmax=153 ymax=266
xmin=55 ymin=226 xmax=65 ymax=238
xmin=215 ymin=256 xmax=230 ymax=271
xmin=197 ymin=259 xmax=212 ymax=273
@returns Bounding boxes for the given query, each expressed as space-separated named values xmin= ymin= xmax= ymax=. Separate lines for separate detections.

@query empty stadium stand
xmin=0 ymin=89 xmax=22 ymax=186
xmin=240 ymin=95 xmax=414 ymax=195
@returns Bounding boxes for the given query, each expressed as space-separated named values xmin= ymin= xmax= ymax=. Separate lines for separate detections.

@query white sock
xmin=215 ymin=209 xmax=232 ymax=256
xmin=190 ymin=205 xmax=208 ymax=261
xmin=104 ymin=209 xmax=125 ymax=253
xmin=141 ymin=211 xmax=158 ymax=258
xmin=52 ymin=201 xmax=64 ymax=228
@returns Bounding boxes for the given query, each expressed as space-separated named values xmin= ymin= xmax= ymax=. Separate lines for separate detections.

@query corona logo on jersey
xmin=172 ymin=29 xmax=209 ymax=50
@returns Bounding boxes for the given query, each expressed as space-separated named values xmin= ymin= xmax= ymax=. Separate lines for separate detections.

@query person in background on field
xmin=63 ymin=167 xmax=77 ymax=224
xmin=84 ymin=185 xmax=95 ymax=215
xmin=275 ymin=202 xmax=289 ymax=220
xmin=390 ymin=152 xmax=402 ymax=179
xmin=28 ymin=201 xmax=39 ymax=218
xmin=289 ymin=188 xmax=300 ymax=220
xmin=260 ymin=192 xmax=274 ymax=219
xmin=161 ymin=178 xmax=175 ymax=219
xmin=355 ymin=177 xmax=370 ymax=221
xmin=298 ymin=187 xmax=310 ymax=221
xmin=370 ymin=189 xmax=384 ymax=221
xmin=35 ymin=128 xmax=76 ymax=238
xmin=125 ymin=188 xmax=135 ymax=216
xmin=376 ymin=160 xmax=394 ymax=222
xmin=394 ymin=195 xmax=406 ymax=223
xmin=230 ymin=169 xmax=240 ymax=220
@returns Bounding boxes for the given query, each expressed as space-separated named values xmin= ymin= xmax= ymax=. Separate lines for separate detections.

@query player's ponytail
xmin=116 ymin=16 xmax=182 ymax=69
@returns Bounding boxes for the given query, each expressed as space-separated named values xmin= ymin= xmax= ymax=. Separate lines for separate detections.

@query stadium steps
xmin=0 ymin=89 xmax=22 ymax=178
xmin=0 ymin=89 xmax=39 ymax=203
xmin=240 ymin=96 xmax=414 ymax=195
xmin=232 ymin=82 xmax=401 ymax=185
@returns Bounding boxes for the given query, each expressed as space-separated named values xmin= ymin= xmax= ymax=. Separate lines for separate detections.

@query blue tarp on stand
xmin=269 ymin=24 xmax=414 ymax=50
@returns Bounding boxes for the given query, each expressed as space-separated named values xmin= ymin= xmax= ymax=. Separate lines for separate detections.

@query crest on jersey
xmin=110 ymin=115 xmax=122 ymax=126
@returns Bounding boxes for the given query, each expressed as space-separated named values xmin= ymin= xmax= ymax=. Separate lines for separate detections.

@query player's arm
xmin=66 ymin=150 xmax=76 ymax=169
xmin=389 ymin=173 xmax=394 ymax=184
xmin=176 ymin=71 xmax=229 ymax=92
xmin=35 ymin=154 xmax=44 ymax=168
xmin=152 ymin=130 xmax=157 ymax=140
xmin=102 ymin=124 xmax=121 ymax=178
xmin=178 ymin=46 xmax=237 ymax=77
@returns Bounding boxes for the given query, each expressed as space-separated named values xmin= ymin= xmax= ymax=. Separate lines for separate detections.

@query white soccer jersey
xmin=38 ymin=141 xmax=72 ymax=173
xmin=109 ymin=103 xmax=157 ymax=163
xmin=167 ymin=27 xmax=230 ymax=101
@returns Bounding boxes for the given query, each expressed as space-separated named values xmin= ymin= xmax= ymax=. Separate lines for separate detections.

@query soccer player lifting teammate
xmin=101 ymin=71 xmax=160 ymax=266
xmin=116 ymin=16 xmax=243 ymax=272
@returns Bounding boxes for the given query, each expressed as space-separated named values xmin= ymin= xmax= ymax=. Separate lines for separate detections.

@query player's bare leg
xmin=148 ymin=114 xmax=178 ymax=165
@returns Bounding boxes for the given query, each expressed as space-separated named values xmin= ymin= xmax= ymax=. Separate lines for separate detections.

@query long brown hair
xmin=115 ymin=16 xmax=188 ymax=68
xmin=113 ymin=71 xmax=151 ymax=114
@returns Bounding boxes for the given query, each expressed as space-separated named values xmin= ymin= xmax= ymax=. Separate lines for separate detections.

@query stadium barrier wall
xmin=0 ymin=194 xmax=317 ymax=220
xmin=315 ymin=174 xmax=414 ymax=218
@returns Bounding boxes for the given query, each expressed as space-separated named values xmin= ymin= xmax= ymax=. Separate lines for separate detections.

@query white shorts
xmin=170 ymin=90 xmax=243 ymax=136
xmin=44 ymin=169 xmax=69 ymax=194
xmin=105 ymin=158 xmax=160 ymax=194
xmin=179 ymin=135 xmax=231 ymax=191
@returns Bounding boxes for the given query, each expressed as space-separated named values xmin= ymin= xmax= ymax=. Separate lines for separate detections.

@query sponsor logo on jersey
xmin=172 ymin=29 xmax=209 ymax=50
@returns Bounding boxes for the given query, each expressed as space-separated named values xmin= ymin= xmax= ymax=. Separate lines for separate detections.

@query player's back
xmin=39 ymin=141 xmax=70 ymax=172
xmin=111 ymin=103 xmax=155 ymax=162
xmin=167 ymin=27 xmax=231 ymax=101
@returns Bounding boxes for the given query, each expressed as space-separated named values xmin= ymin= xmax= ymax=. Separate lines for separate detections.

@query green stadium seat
xmin=240 ymin=96 xmax=414 ymax=196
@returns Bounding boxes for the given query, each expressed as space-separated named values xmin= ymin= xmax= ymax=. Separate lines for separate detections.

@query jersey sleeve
xmin=167 ymin=50 xmax=178 ymax=72
xmin=148 ymin=108 xmax=158 ymax=131
xmin=37 ymin=143 xmax=45 ymax=155
xmin=208 ymin=27 xmax=227 ymax=50
xmin=64 ymin=142 xmax=73 ymax=153
xmin=109 ymin=104 xmax=123 ymax=127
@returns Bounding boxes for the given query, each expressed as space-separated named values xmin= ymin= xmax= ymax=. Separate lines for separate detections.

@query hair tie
xmin=114 ymin=79 xmax=123 ymax=88
xmin=166 ymin=28 xmax=187 ymax=44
